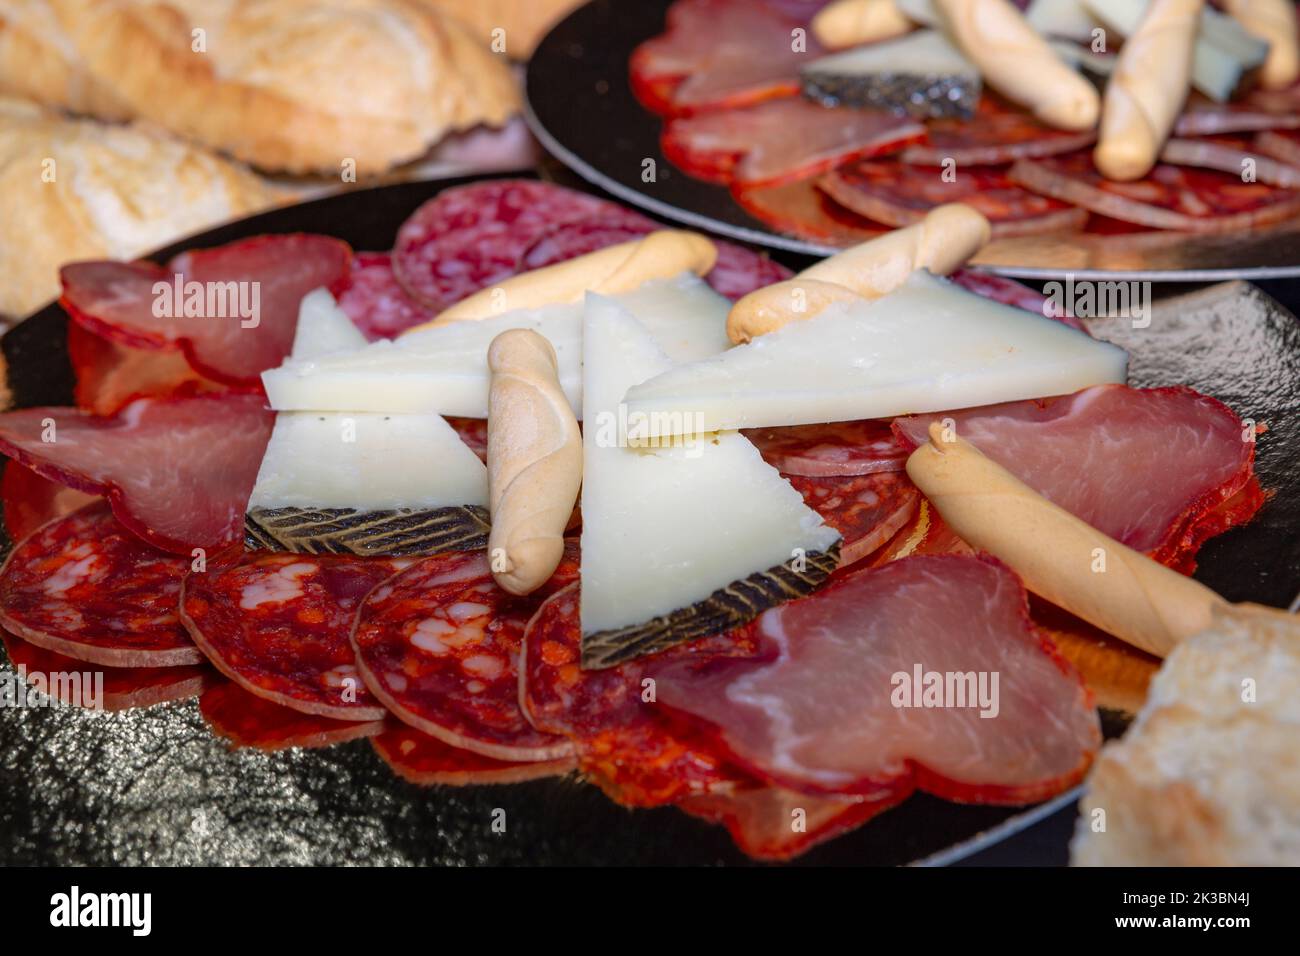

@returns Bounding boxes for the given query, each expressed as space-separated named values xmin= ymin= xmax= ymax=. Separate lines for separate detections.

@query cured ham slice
xmin=0 ymin=503 xmax=200 ymax=667
xmin=1160 ymin=138 xmax=1300 ymax=188
xmin=900 ymin=99 xmax=1097 ymax=167
xmin=893 ymin=385 xmax=1260 ymax=567
xmin=630 ymin=0 xmax=821 ymax=116
xmin=786 ymin=472 xmax=920 ymax=566
xmin=663 ymin=98 xmax=925 ymax=188
xmin=372 ymin=724 xmax=576 ymax=786
xmin=60 ymin=235 xmax=351 ymax=386
xmin=351 ymin=547 xmax=577 ymax=762
xmin=732 ymin=178 xmax=886 ymax=244
xmin=1255 ymin=129 xmax=1300 ymax=167
xmin=1010 ymin=152 xmax=1300 ymax=232
xmin=0 ymin=392 xmax=274 ymax=552
xmin=182 ymin=550 xmax=406 ymax=722
xmin=742 ymin=419 xmax=910 ymax=477
xmin=199 ymin=681 xmax=383 ymax=751
xmin=648 ymin=554 xmax=1100 ymax=801
xmin=328 ymin=252 xmax=432 ymax=340
xmin=520 ymin=583 xmax=755 ymax=806
xmin=67 ymin=322 xmax=223 ymax=417
xmin=820 ymin=162 xmax=1088 ymax=238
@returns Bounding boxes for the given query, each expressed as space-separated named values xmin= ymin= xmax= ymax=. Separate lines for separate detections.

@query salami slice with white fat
xmin=820 ymin=161 xmax=1088 ymax=238
xmin=785 ymin=472 xmax=920 ymax=567
xmin=372 ymin=724 xmax=576 ymax=786
xmin=0 ymin=393 xmax=274 ymax=553
xmin=60 ymin=235 xmax=351 ymax=386
xmin=732 ymin=178 xmax=886 ymax=244
xmin=647 ymin=554 xmax=1100 ymax=801
xmin=948 ymin=269 xmax=1083 ymax=331
xmin=199 ymin=681 xmax=383 ymax=751
xmin=182 ymin=550 xmax=407 ymax=721
xmin=352 ymin=546 xmax=577 ymax=761
xmin=0 ymin=502 xmax=199 ymax=667
xmin=328 ymin=252 xmax=433 ymax=340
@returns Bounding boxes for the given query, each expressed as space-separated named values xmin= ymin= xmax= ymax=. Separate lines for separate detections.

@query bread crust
xmin=0 ymin=0 xmax=131 ymax=118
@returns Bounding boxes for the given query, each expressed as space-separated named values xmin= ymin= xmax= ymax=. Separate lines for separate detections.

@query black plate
xmin=1 ymin=178 xmax=1298 ymax=866
xmin=526 ymin=0 xmax=1300 ymax=280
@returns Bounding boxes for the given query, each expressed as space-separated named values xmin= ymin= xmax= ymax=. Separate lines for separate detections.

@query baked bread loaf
xmin=45 ymin=0 xmax=519 ymax=175
xmin=422 ymin=0 xmax=584 ymax=59
xmin=0 ymin=0 xmax=130 ymax=119
xmin=1071 ymin=603 xmax=1300 ymax=865
xmin=0 ymin=97 xmax=280 ymax=319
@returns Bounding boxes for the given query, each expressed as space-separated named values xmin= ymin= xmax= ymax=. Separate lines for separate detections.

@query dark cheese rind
xmin=245 ymin=506 xmax=490 ymax=557
xmin=579 ymin=544 xmax=840 ymax=670
xmin=802 ymin=73 xmax=981 ymax=120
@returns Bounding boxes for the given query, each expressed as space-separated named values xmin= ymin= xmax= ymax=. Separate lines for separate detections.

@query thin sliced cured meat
xmin=181 ymin=550 xmax=406 ymax=722
xmin=743 ymin=419 xmax=909 ymax=477
xmin=1159 ymin=138 xmax=1300 ymax=188
xmin=785 ymin=472 xmax=920 ymax=567
xmin=1175 ymin=96 xmax=1300 ymax=137
xmin=445 ymin=416 xmax=488 ymax=463
xmin=392 ymin=180 xmax=649 ymax=311
xmin=1010 ymin=152 xmax=1300 ymax=232
xmin=67 ymin=322 xmax=223 ymax=417
xmin=629 ymin=0 xmax=821 ymax=116
xmin=820 ymin=162 xmax=1088 ymax=238
xmin=892 ymin=385 xmax=1260 ymax=567
xmin=0 ymin=392 xmax=275 ymax=553
xmin=1 ymin=460 xmax=97 ymax=543
xmin=200 ymin=680 xmax=383 ymax=751
xmin=900 ymin=100 xmax=1097 ymax=166
xmin=0 ymin=629 xmax=215 ymax=711
xmin=679 ymin=786 xmax=908 ymax=861
xmin=328 ymin=252 xmax=432 ymax=340
xmin=373 ymin=724 xmax=576 ymax=786
xmin=648 ymin=554 xmax=1100 ymax=802
xmin=663 ymin=98 xmax=925 ymax=188
xmin=352 ymin=547 xmax=577 ymax=762
xmin=948 ymin=269 xmax=1083 ymax=331
xmin=0 ymin=503 xmax=199 ymax=667
xmin=518 ymin=219 xmax=794 ymax=302
xmin=519 ymin=583 xmax=755 ymax=806
xmin=60 ymin=235 xmax=352 ymax=386
xmin=1255 ymin=129 xmax=1300 ymax=167
xmin=732 ymin=178 xmax=885 ymax=244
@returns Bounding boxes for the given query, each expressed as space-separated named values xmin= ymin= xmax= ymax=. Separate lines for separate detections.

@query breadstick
xmin=1094 ymin=0 xmax=1202 ymax=181
xmin=812 ymin=0 xmax=914 ymax=49
xmin=1224 ymin=0 xmax=1300 ymax=89
xmin=486 ymin=329 xmax=582 ymax=595
xmin=411 ymin=230 xmax=718 ymax=329
xmin=937 ymin=0 xmax=1101 ymax=131
xmin=905 ymin=422 xmax=1224 ymax=657
xmin=726 ymin=203 xmax=991 ymax=342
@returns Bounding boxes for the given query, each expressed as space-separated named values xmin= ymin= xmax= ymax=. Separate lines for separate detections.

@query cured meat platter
xmin=525 ymin=0 xmax=1300 ymax=279
xmin=0 ymin=173 xmax=1298 ymax=867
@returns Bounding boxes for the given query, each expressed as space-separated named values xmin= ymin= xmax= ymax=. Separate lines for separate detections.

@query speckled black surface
xmin=1 ymin=179 xmax=1297 ymax=866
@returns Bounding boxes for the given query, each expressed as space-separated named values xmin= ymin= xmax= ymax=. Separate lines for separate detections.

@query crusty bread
xmin=0 ymin=97 xmax=281 ymax=319
xmin=45 ymin=0 xmax=519 ymax=175
xmin=1071 ymin=602 xmax=1300 ymax=865
xmin=421 ymin=0 xmax=583 ymax=59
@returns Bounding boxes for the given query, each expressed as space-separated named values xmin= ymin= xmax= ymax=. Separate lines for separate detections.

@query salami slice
xmin=732 ymin=178 xmax=885 ymax=244
xmin=900 ymin=100 xmax=1097 ymax=167
xmin=664 ymin=98 xmax=925 ymax=188
xmin=742 ymin=420 xmax=909 ymax=477
xmin=1 ymin=629 xmax=215 ymax=711
xmin=328 ymin=252 xmax=433 ymax=340
xmin=1255 ymin=129 xmax=1300 ymax=168
xmin=1160 ymin=138 xmax=1300 ymax=188
xmin=948 ymin=269 xmax=1084 ymax=331
xmin=0 ymin=503 xmax=199 ymax=667
xmin=519 ymin=583 xmax=756 ymax=806
xmin=352 ymin=547 xmax=577 ymax=761
xmin=0 ymin=393 xmax=274 ymax=553
xmin=60 ymin=235 xmax=351 ymax=387
xmin=182 ymin=550 xmax=406 ymax=721
xmin=1 ymin=460 xmax=97 ymax=543
xmin=820 ymin=162 xmax=1088 ymax=238
xmin=785 ymin=472 xmax=920 ymax=567
xmin=392 ymin=180 xmax=646 ymax=311
xmin=68 ymin=322 xmax=223 ymax=418
xmin=1175 ymin=96 xmax=1300 ymax=137
xmin=518 ymin=219 xmax=794 ymax=302
xmin=200 ymin=680 xmax=383 ymax=751
xmin=1010 ymin=152 xmax=1300 ymax=232
xmin=372 ymin=724 xmax=576 ymax=786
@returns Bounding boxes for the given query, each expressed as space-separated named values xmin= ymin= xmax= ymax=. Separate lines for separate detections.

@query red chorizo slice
xmin=784 ymin=472 xmax=920 ymax=567
xmin=199 ymin=681 xmax=383 ymax=751
xmin=372 ymin=724 xmax=576 ymax=786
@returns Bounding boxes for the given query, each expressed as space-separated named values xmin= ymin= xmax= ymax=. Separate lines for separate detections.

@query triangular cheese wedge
xmin=246 ymin=291 xmax=489 ymax=557
xmin=262 ymin=273 xmax=733 ymax=418
xmin=623 ymin=271 xmax=1129 ymax=437
xmin=579 ymin=294 xmax=841 ymax=669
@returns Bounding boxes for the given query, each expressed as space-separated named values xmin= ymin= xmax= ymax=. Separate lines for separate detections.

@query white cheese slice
xmin=622 ymin=271 xmax=1129 ymax=438
xmin=579 ymin=294 xmax=841 ymax=668
xmin=291 ymin=288 xmax=368 ymax=360
xmin=262 ymin=272 xmax=733 ymax=419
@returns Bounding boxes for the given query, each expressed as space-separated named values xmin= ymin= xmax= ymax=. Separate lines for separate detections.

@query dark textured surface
xmin=0 ymin=180 xmax=1297 ymax=866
